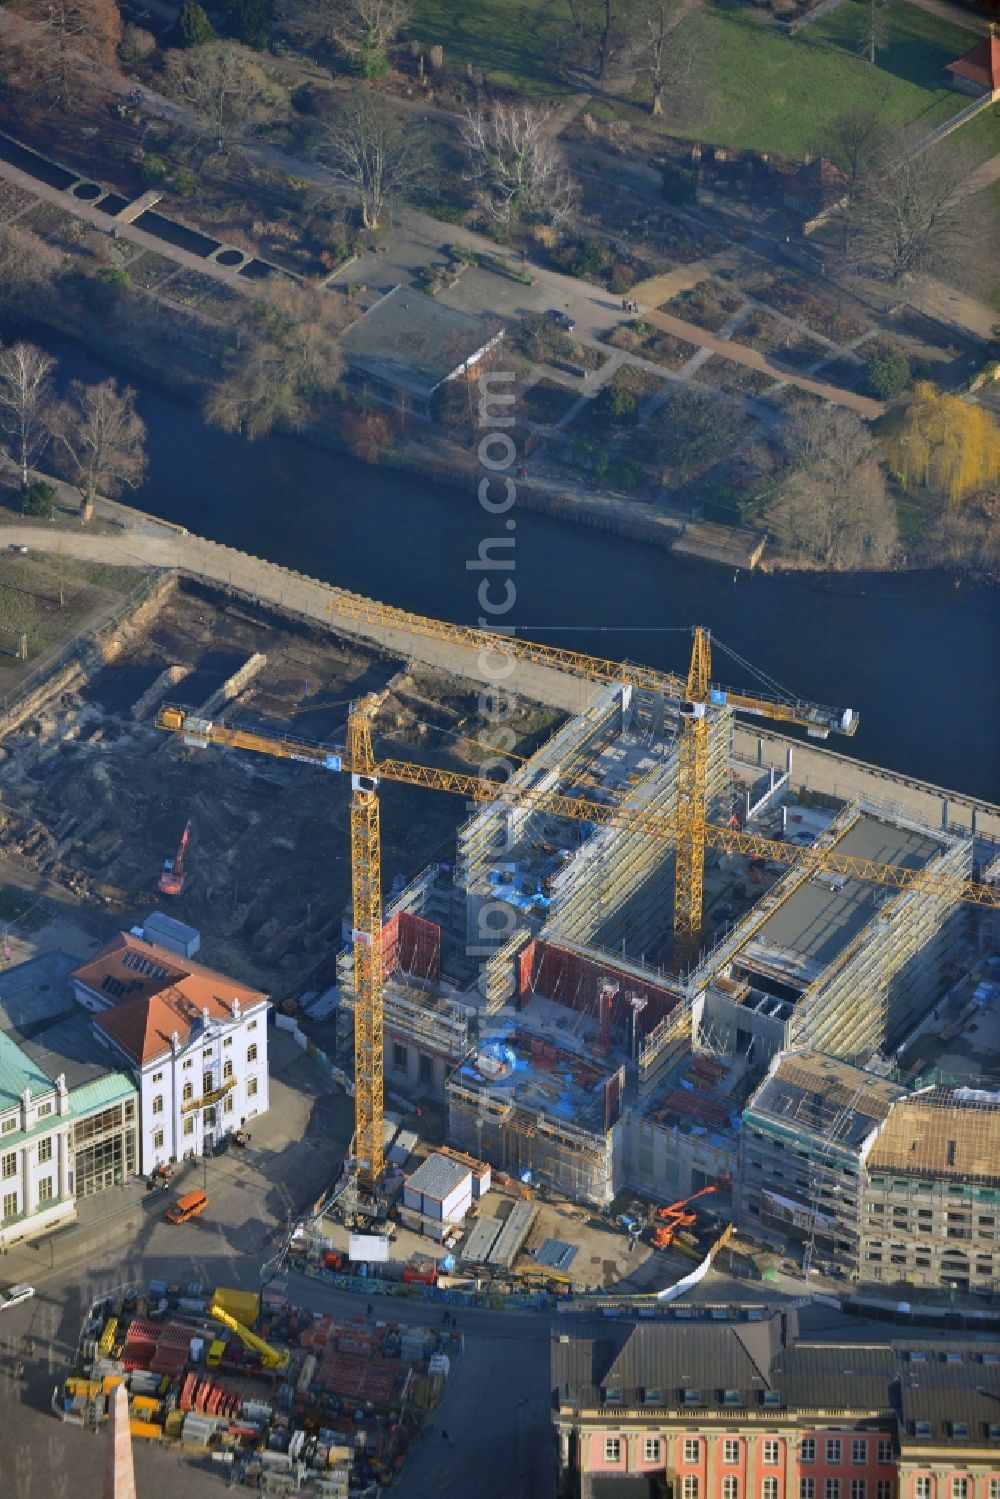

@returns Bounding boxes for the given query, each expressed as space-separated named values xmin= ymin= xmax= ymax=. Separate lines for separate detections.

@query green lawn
xmin=605 ymin=0 xmax=981 ymax=156
xmin=411 ymin=0 xmax=572 ymax=95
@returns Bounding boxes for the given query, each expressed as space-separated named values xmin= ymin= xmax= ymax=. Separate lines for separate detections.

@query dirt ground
xmin=0 ymin=576 xmax=562 ymax=993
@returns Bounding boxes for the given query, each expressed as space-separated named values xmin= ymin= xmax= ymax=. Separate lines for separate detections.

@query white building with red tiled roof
xmin=72 ymin=933 xmax=270 ymax=1173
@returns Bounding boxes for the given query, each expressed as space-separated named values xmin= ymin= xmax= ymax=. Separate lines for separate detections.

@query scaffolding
xmin=447 ymin=1079 xmax=619 ymax=1204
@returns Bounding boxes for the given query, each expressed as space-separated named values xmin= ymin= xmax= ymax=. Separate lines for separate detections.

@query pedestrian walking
xmin=441 ymin=1429 xmax=449 ymax=1442
xmin=366 ymin=1302 xmax=373 ymax=1316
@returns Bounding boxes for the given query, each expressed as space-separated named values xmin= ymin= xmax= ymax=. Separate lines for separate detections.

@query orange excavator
xmin=650 ymin=1182 xmax=723 ymax=1251
xmin=159 ymin=820 xmax=192 ymax=896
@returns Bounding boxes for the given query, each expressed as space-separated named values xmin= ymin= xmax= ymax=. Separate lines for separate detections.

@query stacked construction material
xmin=121 ymin=1319 xmax=159 ymax=1371
xmin=315 ymin=1352 xmax=400 ymax=1404
xmin=149 ymin=1323 xmax=190 ymax=1376
xmin=179 ymin=1370 xmax=243 ymax=1418
xmin=299 ymin=1313 xmax=336 ymax=1351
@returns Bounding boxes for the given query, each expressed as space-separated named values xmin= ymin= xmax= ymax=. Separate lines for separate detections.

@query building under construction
xmin=335 ymin=681 xmax=997 ymax=1234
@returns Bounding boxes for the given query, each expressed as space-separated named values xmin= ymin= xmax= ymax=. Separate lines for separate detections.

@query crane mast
xmin=348 ymin=695 xmax=384 ymax=1193
xmin=674 ymin=627 xmax=712 ymax=966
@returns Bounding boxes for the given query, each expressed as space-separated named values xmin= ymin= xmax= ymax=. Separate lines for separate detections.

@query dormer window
xmin=682 ymin=1389 xmax=701 ymax=1405
xmin=602 ymin=1387 xmax=622 ymax=1405
xmin=722 ymin=1389 xmax=742 ymax=1406
xmin=914 ymin=1422 xmax=932 ymax=1438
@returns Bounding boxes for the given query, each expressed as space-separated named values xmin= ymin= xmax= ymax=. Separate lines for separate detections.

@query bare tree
xmin=461 ymin=104 xmax=578 ymax=230
xmin=281 ymin=0 xmax=409 ymax=69
xmin=313 ymin=92 xmax=424 ymax=231
xmin=205 ymin=281 xmax=347 ymax=440
xmin=770 ymin=407 xmax=897 ymax=568
xmin=164 ymin=41 xmax=278 ymax=149
xmin=0 ymin=227 xmax=62 ymax=319
xmin=0 ymin=342 xmax=56 ymax=493
xmin=628 ymin=0 xmax=701 ymax=116
xmin=848 ymin=149 xmax=962 ymax=285
xmin=53 ymin=379 xmax=147 ymax=523
xmin=9 ymin=0 xmax=121 ymax=109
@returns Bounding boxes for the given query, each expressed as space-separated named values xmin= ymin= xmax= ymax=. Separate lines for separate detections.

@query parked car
xmin=548 ymin=309 xmax=576 ymax=332
xmin=0 ymin=1284 xmax=35 ymax=1311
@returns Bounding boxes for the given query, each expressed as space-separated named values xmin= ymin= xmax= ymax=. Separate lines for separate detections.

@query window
xmin=152 ymin=1095 xmax=163 ymax=1116
xmin=223 ymin=1060 xmax=233 ymax=1080
xmin=683 ymin=1439 xmax=700 ymax=1464
xmin=722 ymin=1481 xmax=739 ymax=1499
xmin=603 ymin=1438 xmax=620 ymax=1463
xmin=203 ymin=1073 xmax=213 ymax=1095
xmin=877 ymin=1440 xmax=892 ymax=1465
xmin=182 ymin=1083 xmax=193 ymax=1102
xmin=851 ymin=1484 xmax=866 ymax=1499
xmin=723 ymin=1389 xmax=742 ymax=1406
xmin=826 ymin=1440 xmax=842 ymax=1465
xmin=247 ymin=1078 xmax=258 ymax=1098
xmin=951 ymin=1482 xmax=967 ymax=1499
xmin=876 ymin=1484 xmax=891 ymax=1499
xmin=801 ymin=1440 xmax=816 ymax=1465
xmin=914 ymin=1481 xmax=931 ymax=1499
xmin=37 ymin=1101 xmax=52 ymax=1117
xmin=393 ymin=1043 xmax=408 ymax=1072
xmin=183 ymin=1059 xmax=193 ymax=1071
xmin=223 ymin=1037 xmax=232 ymax=1048
xmin=801 ymin=1483 xmax=816 ymax=1499
xmin=683 ymin=1481 xmax=699 ymax=1499
xmin=763 ymin=1481 xmax=779 ymax=1499
xmin=643 ymin=1438 xmax=660 ymax=1464
xmin=2 ymin=1191 xmax=16 ymax=1217
xmin=224 ymin=1096 xmax=234 ymax=1114
xmin=724 ymin=1440 xmax=740 ymax=1464
xmin=38 ymin=1137 xmax=53 ymax=1163
xmin=152 ymin=1071 xmax=163 ymax=1083
xmin=153 ymin=1129 xmax=164 ymax=1149
xmin=183 ymin=1118 xmax=194 ymax=1137
xmin=826 ymin=1482 xmax=841 ymax=1499
xmin=38 ymin=1177 xmax=53 ymax=1202
xmin=852 ymin=1441 xmax=867 ymax=1466
xmin=990 ymin=1483 xmax=1000 ymax=1499
xmin=247 ymin=1044 xmax=257 ymax=1063
xmin=762 ymin=1441 xmax=779 ymax=1465
xmin=248 ymin=1019 xmax=258 ymax=1031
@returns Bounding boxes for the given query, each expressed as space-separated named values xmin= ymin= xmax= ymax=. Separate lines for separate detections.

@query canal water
xmin=9 ymin=322 xmax=1000 ymax=802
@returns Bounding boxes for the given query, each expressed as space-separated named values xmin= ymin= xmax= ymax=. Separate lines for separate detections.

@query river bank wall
xmin=5 ymin=507 xmax=997 ymax=838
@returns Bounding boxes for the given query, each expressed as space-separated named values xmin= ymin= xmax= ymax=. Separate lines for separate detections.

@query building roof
xmin=868 ymin=1087 xmax=1000 ymax=1186
xmin=75 ymin=933 xmax=267 ymax=1066
xmin=738 ymin=814 xmax=947 ymax=985
xmin=552 ymin=1319 xmax=1000 ymax=1440
xmin=746 ymin=1049 xmax=906 ymax=1152
xmin=0 ymin=1027 xmax=56 ymax=1113
xmin=406 ymin=1151 xmax=471 ymax=1201
xmin=946 ymin=33 xmax=1000 ymax=91
xmin=552 ymin=1312 xmax=786 ymax=1407
xmin=339 ymin=286 xmax=502 ymax=400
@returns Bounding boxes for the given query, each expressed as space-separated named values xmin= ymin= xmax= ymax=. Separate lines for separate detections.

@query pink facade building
xmin=552 ymin=1310 xmax=1000 ymax=1499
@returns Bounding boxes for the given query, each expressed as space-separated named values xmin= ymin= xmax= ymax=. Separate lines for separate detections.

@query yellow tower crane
xmin=157 ymin=696 xmax=997 ymax=1195
xmin=347 ymin=693 xmax=384 ymax=1191
xmin=322 ymin=600 xmax=860 ymax=963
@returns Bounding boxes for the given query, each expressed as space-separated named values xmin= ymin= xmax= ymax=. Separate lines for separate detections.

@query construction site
xmin=0 ymin=571 xmax=561 ymax=988
xmin=56 ymin=1278 xmax=456 ymax=1495
xmin=0 ymin=553 xmax=997 ymax=1299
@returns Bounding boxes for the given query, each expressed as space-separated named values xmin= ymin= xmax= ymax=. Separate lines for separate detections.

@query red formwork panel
xmin=125 ymin=1320 xmax=160 ymax=1345
xmin=382 ymin=912 xmax=441 ymax=981
xmin=518 ymin=939 xmax=682 ymax=1042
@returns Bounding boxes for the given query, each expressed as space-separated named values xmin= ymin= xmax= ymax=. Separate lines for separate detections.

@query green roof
xmin=70 ymin=1072 xmax=135 ymax=1116
xmin=0 ymin=1029 xmax=55 ymax=1113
